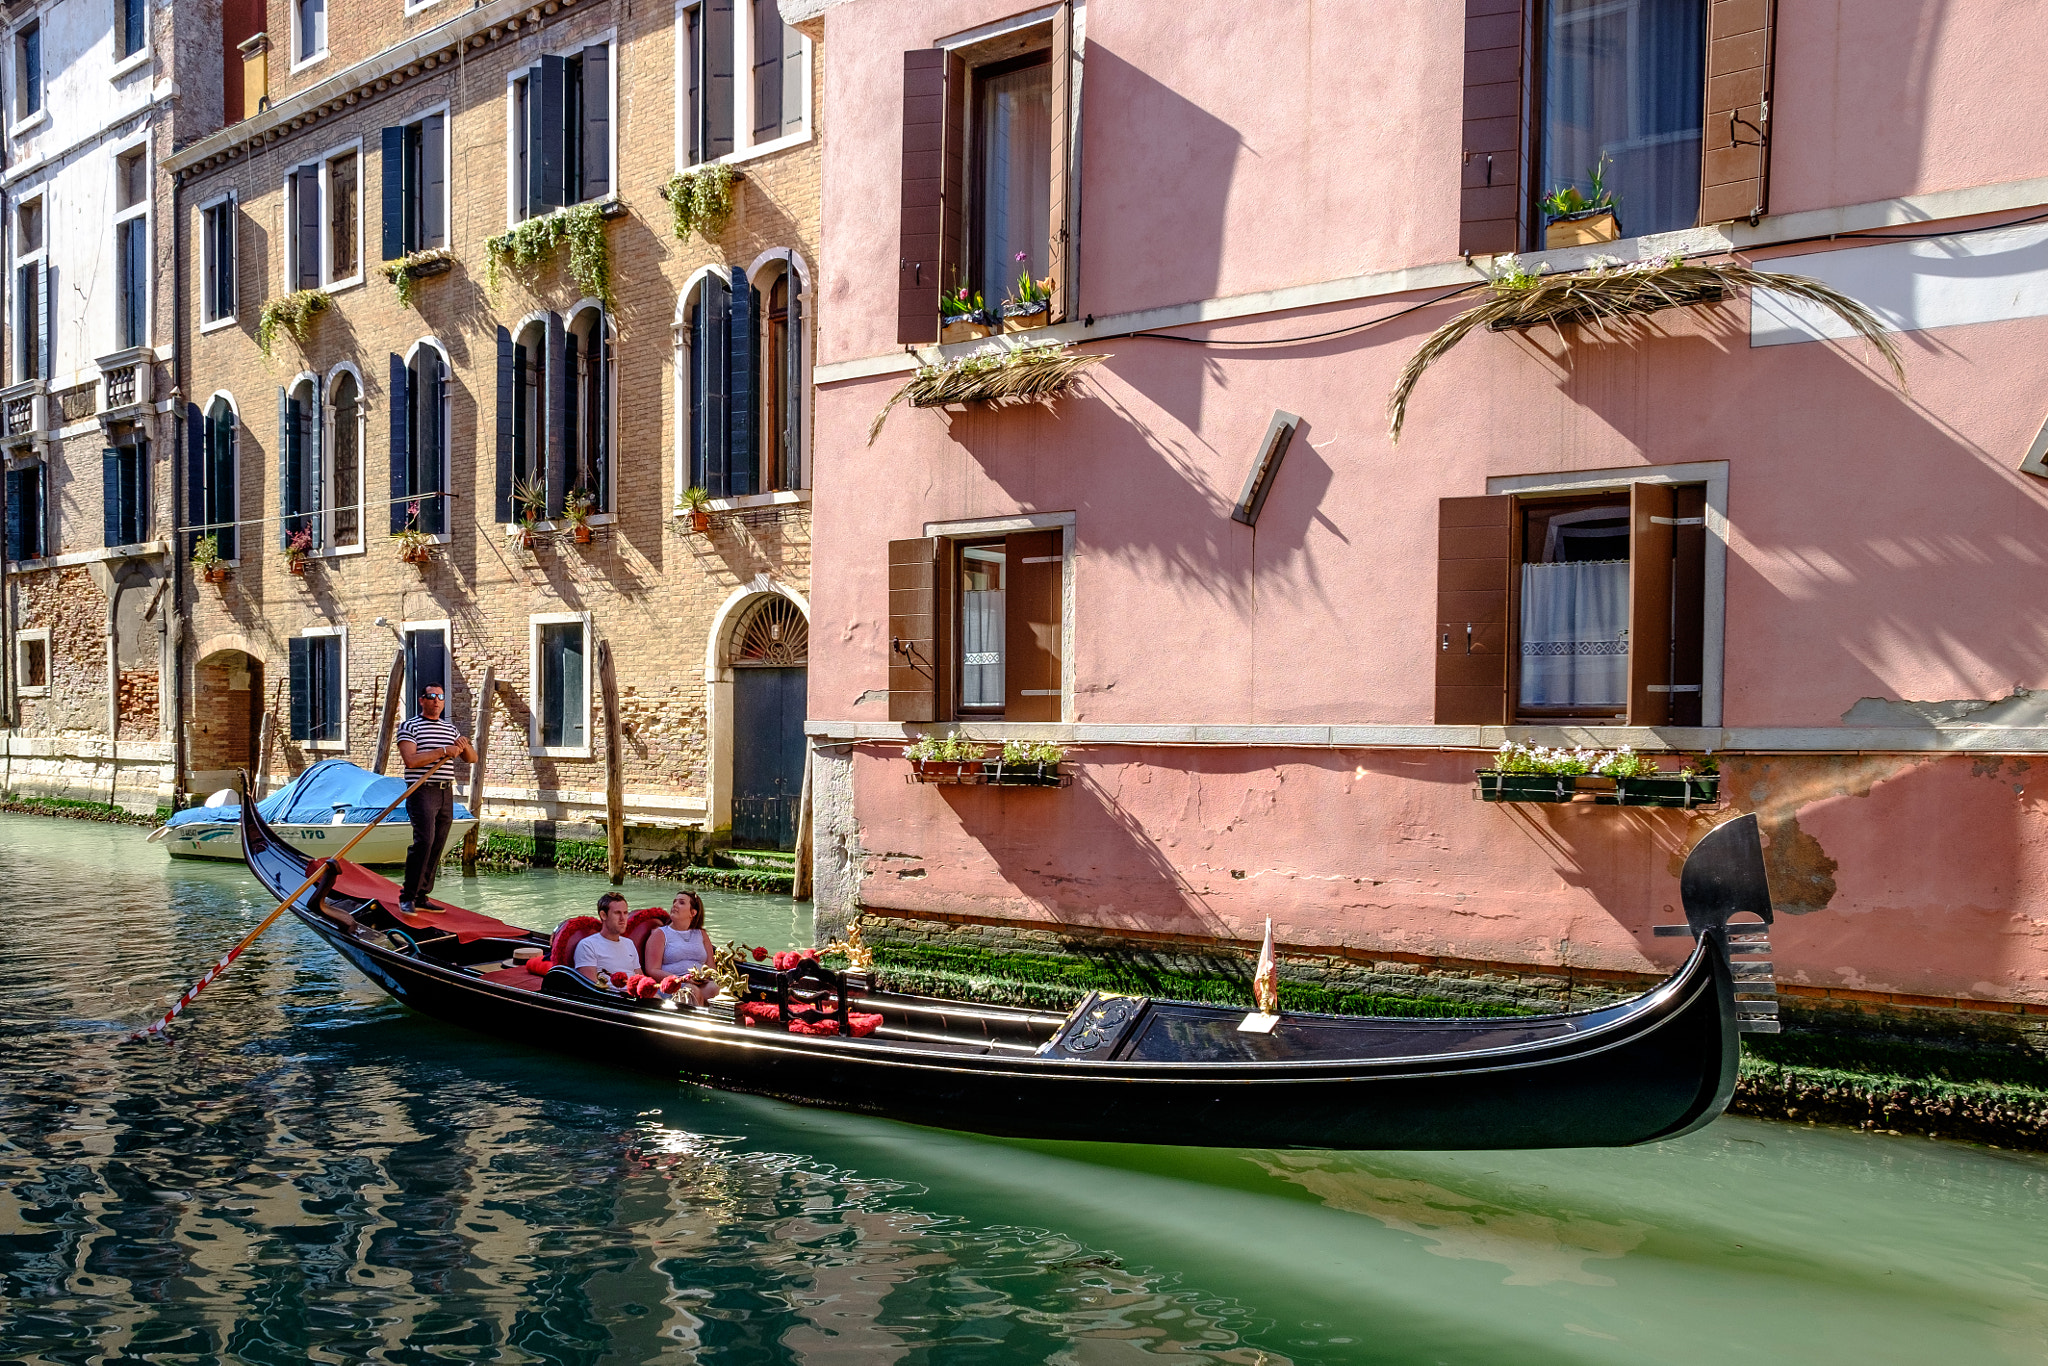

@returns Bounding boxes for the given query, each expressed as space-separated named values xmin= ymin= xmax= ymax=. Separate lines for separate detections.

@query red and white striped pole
xmin=130 ymin=768 xmax=435 ymax=1043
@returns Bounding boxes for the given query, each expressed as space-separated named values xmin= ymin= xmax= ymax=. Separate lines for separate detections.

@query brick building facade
xmin=147 ymin=0 xmax=821 ymax=848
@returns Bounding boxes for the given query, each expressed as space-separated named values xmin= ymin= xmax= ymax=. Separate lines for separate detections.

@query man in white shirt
xmin=573 ymin=893 xmax=642 ymax=986
xmin=394 ymin=684 xmax=474 ymax=915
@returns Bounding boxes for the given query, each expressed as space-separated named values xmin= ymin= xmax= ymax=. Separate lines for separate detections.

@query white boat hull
xmin=156 ymin=817 xmax=478 ymax=865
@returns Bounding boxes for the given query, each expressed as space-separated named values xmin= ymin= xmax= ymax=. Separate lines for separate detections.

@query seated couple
xmin=573 ymin=890 xmax=720 ymax=1005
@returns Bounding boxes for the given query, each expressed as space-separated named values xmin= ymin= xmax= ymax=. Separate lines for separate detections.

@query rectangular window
xmin=116 ymin=218 xmax=146 ymax=349
xmin=379 ymin=112 xmax=447 ymax=260
xmin=326 ymin=149 xmax=358 ymax=281
xmin=532 ymin=616 xmax=590 ymax=753
xmin=511 ymin=44 xmax=611 ymax=221
xmin=5 ymin=459 xmax=45 ymax=562
xmin=683 ymin=0 xmax=806 ymax=167
xmin=1537 ymin=0 xmax=1705 ymax=244
xmin=1433 ymin=482 xmax=1710 ymax=726
xmin=404 ymin=624 xmax=448 ymax=715
xmin=290 ymin=631 xmax=345 ymax=746
xmin=201 ymin=199 xmax=237 ymax=323
xmin=16 ymin=629 xmax=48 ymax=695
xmin=884 ymin=529 xmax=1065 ymax=723
xmin=295 ymin=0 xmax=326 ymax=65
xmin=288 ymin=149 xmax=358 ymax=290
xmin=16 ymin=22 xmax=41 ymax=122
xmin=895 ymin=7 xmax=1075 ymax=345
xmin=118 ymin=0 xmax=147 ymax=60
xmin=116 ymin=148 xmax=147 ymax=210
xmin=14 ymin=197 xmax=44 ymax=383
xmin=102 ymin=441 xmax=148 ymax=548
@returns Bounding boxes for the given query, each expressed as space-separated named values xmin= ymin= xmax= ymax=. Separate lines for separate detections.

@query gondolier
xmin=395 ymin=685 xmax=475 ymax=914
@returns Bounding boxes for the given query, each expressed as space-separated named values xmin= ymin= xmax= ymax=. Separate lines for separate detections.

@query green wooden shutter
xmin=580 ymin=45 xmax=610 ymax=201
xmin=380 ymin=125 xmax=405 ymax=259
xmin=289 ymin=637 xmax=311 ymax=742
xmin=727 ymin=266 xmax=754 ymax=496
xmin=495 ymin=326 xmax=515 ymax=523
xmin=388 ymin=354 xmax=409 ymax=533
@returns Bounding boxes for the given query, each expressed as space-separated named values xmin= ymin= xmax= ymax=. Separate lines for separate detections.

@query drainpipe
xmin=168 ymin=160 xmax=188 ymax=806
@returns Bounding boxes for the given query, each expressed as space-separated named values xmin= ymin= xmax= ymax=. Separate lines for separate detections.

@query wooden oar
xmin=128 ymin=768 xmax=437 ymax=1042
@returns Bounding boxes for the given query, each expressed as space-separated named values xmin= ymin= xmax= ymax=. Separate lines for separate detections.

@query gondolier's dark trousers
xmin=400 ymin=782 xmax=455 ymax=905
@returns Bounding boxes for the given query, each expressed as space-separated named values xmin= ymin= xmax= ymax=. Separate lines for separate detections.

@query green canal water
xmin=3 ymin=813 xmax=2047 ymax=1365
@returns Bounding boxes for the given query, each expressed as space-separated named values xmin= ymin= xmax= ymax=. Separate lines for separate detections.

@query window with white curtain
xmin=1538 ymin=0 xmax=1705 ymax=240
xmin=1518 ymin=502 xmax=1629 ymax=714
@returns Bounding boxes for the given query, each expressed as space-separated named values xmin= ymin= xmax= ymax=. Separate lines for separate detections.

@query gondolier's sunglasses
xmin=422 ymin=689 xmax=444 ymax=701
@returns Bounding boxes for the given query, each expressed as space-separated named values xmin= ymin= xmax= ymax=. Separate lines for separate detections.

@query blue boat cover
xmin=165 ymin=759 xmax=472 ymax=827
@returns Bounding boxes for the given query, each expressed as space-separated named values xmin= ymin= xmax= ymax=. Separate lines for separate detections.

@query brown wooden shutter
xmin=1435 ymin=496 xmax=1512 ymax=725
xmin=1700 ymin=0 xmax=1774 ymax=225
xmin=1004 ymin=530 xmax=1063 ymax=722
xmin=1460 ymin=0 xmax=1526 ymax=257
xmin=898 ymin=51 xmax=946 ymax=345
xmin=1627 ymin=482 xmax=1676 ymax=726
xmin=888 ymin=536 xmax=942 ymax=721
xmin=1669 ymin=485 xmax=1707 ymax=727
xmin=1046 ymin=1 xmax=1075 ymax=324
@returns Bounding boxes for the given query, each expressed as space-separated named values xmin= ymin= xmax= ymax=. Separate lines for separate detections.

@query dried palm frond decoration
xmin=869 ymin=342 xmax=1108 ymax=445
xmin=1387 ymin=257 xmax=1906 ymax=441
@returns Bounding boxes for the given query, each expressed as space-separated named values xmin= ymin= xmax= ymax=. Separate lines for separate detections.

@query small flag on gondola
xmin=1240 ymin=918 xmax=1282 ymax=1033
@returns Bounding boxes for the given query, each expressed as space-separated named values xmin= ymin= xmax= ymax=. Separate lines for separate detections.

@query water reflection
xmin=4 ymin=813 xmax=2048 ymax=1366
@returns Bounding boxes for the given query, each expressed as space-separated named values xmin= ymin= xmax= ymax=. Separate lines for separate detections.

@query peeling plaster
xmin=1842 ymin=687 xmax=2048 ymax=728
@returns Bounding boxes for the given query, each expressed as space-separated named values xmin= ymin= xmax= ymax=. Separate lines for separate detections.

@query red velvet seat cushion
xmin=550 ymin=916 xmax=603 ymax=969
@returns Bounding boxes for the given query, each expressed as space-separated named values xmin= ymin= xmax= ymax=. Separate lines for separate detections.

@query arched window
xmin=198 ymin=396 xmax=239 ymax=560
xmin=391 ymin=343 xmax=448 ymax=534
xmin=279 ymin=374 xmax=320 ymax=549
xmin=679 ymin=257 xmax=805 ymax=501
xmin=505 ymin=317 xmax=549 ymax=521
xmin=564 ymin=305 xmax=610 ymax=514
xmin=327 ymin=369 xmax=362 ymax=549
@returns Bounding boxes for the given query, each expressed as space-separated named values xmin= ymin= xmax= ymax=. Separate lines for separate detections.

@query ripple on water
xmin=3 ymin=812 xmax=2047 ymax=1365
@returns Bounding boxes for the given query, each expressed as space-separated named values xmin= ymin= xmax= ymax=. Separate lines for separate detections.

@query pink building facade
xmin=800 ymin=0 xmax=2048 ymax=1028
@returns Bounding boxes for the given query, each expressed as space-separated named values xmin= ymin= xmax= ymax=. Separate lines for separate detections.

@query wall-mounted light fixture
xmin=1230 ymin=409 xmax=1300 ymax=526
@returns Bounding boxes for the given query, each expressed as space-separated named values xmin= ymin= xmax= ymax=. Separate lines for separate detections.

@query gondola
xmin=241 ymin=792 xmax=1777 ymax=1150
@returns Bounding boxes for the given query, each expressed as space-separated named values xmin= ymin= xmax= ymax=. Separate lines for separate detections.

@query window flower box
xmin=910 ymin=759 xmax=983 ymax=785
xmin=1615 ymin=774 xmax=1720 ymax=808
xmin=1543 ymin=207 xmax=1620 ymax=250
xmin=1476 ymin=771 xmax=1574 ymax=803
xmin=985 ymin=760 xmax=1067 ymax=788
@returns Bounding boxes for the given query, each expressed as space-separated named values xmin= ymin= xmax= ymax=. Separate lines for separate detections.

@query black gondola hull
xmin=249 ymin=798 xmax=1746 ymax=1150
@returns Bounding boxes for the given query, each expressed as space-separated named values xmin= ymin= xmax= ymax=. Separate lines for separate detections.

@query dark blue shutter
xmin=687 ymin=301 xmax=704 ymax=489
xmin=545 ymin=312 xmax=567 ymax=517
xmin=5 ymin=467 xmax=23 ymax=563
xmin=698 ymin=273 xmax=729 ymax=497
xmin=706 ymin=0 xmax=735 ymax=158
xmin=728 ymin=266 xmax=755 ymax=497
xmin=685 ymin=6 xmax=702 ymax=165
xmin=593 ymin=310 xmax=609 ymax=511
xmin=495 ymin=326 xmax=515 ymax=523
xmin=580 ymin=45 xmax=611 ymax=201
xmin=423 ymin=356 xmax=447 ymax=534
xmin=784 ymin=268 xmax=803 ymax=489
xmin=185 ymin=402 xmax=205 ymax=554
xmin=102 ymin=447 xmax=122 ymax=547
xmin=295 ymin=165 xmax=321 ymax=289
xmin=380 ymin=126 xmax=405 ymax=260
xmin=537 ymin=56 xmax=567 ymax=210
xmin=388 ymin=354 xmax=409 ymax=532
xmin=218 ymin=410 xmax=240 ymax=561
xmin=289 ymin=637 xmax=311 ymax=741
xmin=421 ymin=114 xmax=446 ymax=248
xmin=38 ymin=262 xmax=52 ymax=381
xmin=751 ymin=0 xmax=782 ymax=144
xmin=277 ymin=386 xmax=292 ymax=548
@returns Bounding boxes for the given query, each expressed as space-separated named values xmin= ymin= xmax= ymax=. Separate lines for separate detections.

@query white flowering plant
xmin=1490 ymin=742 xmax=1664 ymax=778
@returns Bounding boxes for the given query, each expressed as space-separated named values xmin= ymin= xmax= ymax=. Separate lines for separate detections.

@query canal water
xmin=3 ymin=813 xmax=2047 ymax=1365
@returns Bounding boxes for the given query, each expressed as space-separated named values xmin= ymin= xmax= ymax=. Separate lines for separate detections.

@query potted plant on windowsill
xmin=1000 ymin=254 xmax=1055 ymax=328
xmin=511 ymin=476 xmax=546 ymax=549
xmin=989 ymin=740 xmax=1066 ymax=787
xmin=191 ymin=533 xmax=231 ymax=585
xmin=564 ymin=489 xmax=597 ymax=544
xmin=905 ymin=733 xmax=987 ymax=783
xmin=1541 ymin=157 xmax=1621 ymax=250
xmin=393 ymin=501 xmax=434 ymax=567
xmin=281 ymin=527 xmax=313 ymax=576
xmin=1476 ymin=742 xmax=1588 ymax=802
xmin=940 ymin=283 xmax=993 ymax=344
xmin=682 ymin=484 xmax=713 ymax=533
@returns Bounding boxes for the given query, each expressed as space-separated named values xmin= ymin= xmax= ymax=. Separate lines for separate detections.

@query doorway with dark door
xmin=729 ymin=597 xmax=808 ymax=852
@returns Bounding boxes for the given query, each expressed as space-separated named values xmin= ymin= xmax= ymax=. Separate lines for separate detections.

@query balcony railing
xmin=0 ymin=379 xmax=48 ymax=448
xmin=95 ymin=347 xmax=155 ymax=430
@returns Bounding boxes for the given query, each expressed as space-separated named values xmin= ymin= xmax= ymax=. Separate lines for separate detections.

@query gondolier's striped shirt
xmin=396 ymin=714 xmax=464 ymax=782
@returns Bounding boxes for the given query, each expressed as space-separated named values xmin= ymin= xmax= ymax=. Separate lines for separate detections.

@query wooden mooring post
xmin=598 ymin=639 xmax=625 ymax=885
xmin=460 ymin=665 xmax=495 ymax=875
xmin=791 ymin=744 xmax=814 ymax=901
xmin=370 ymin=652 xmax=404 ymax=773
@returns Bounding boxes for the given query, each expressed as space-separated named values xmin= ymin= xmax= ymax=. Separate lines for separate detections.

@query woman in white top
xmin=644 ymin=890 xmax=717 ymax=1004
xmin=573 ymin=893 xmax=643 ymax=985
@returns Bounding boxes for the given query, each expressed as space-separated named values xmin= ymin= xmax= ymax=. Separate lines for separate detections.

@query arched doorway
xmin=189 ymin=646 xmax=266 ymax=799
xmin=729 ymin=596 xmax=808 ymax=850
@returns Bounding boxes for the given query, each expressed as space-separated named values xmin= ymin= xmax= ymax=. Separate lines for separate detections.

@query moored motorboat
xmin=152 ymin=759 xmax=476 ymax=864
xmin=239 ymin=791 xmax=1776 ymax=1150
